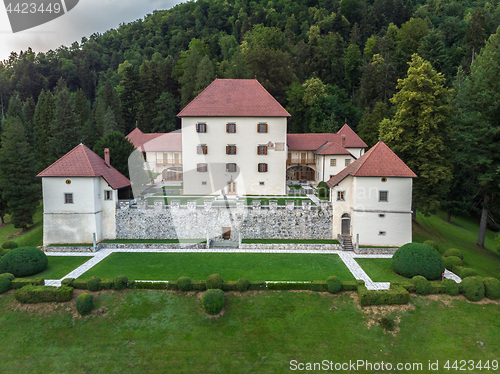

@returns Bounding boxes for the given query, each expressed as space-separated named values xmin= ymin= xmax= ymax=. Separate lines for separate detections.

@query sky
xmin=0 ymin=0 xmax=185 ymax=62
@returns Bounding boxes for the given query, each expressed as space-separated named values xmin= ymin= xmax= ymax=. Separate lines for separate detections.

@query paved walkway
xmin=306 ymin=194 xmax=321 ymax=205
xmin=44 ymin=247 xmax=461 ymax=290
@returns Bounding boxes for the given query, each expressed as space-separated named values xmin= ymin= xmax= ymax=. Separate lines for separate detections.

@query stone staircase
xmin=342 ymin=236 xmax=354 ymax=251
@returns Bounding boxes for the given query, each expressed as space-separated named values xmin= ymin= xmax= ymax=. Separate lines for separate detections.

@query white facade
xmin=315 ymin=154 xmax=355 ymax=183
xmin=144 ymin=151 xmax=183 ymax=183
xmin=42 ymin=176 xmax=118 ymax=245
xmin=181 ymin=116 xmax=287 ymax=195
xmin=330 ymin=176 xmax=413 ymax=247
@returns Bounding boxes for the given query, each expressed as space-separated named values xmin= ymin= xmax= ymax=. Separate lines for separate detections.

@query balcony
xmin=156 ymin=158 xmax=182 ymax=165
xmin=286 ymin=158 xmax=316 ymax=165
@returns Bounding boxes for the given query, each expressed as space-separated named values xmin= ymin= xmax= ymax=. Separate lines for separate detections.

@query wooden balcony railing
xmin=286 ymin=158 xmax=316 ymax=165
xmin=156 ymin=159 xmax=182 ymax=165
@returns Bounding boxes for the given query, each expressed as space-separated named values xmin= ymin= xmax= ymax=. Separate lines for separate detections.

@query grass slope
xmin=78 ymin=253 xmax=354 ymax=281
xmin=0 ymin=290 xmax=498 ymax=373
xmin=413 ymin=211 xmax=500 ymax=278
xmin=0 ymin=203 xmax=43 ymax=247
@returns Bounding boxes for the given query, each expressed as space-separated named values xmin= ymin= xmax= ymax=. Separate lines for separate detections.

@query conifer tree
xmin=33 ymin=90 xmax=55 ymax=169
xmin=0 ymin=117 xmax=40 ymax=231
xmin=380 ymin=54 xmax=453 ymax=217
xmin=93 ymin=131 xmax=135 ymax=178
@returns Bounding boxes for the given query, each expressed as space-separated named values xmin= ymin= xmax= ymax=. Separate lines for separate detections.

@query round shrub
xmin=442 ymin=279 xmax=459 ymax=296
xmin=0 ymin=273 xmax=14 ymax=294
xmin=76 ymin=293 xmax=94 ymax=316
xmin=326 ymin=276 xmax=342 ymax=294
xmin=423 ymin=240 xmax=440 ymax=253
xmin=2 ymin=241 xmax=18 ymax=250
xmin=483 ymin=277 xmax=500 ymax=300
xmin=444 ymin=248 xmax=463 ymax=260
xmin=412 ymin=275 xmax=431 ymax=295
xmin=460 ymin=268 xmax=477 ymax=279
xmin=0 ymin=247 xmax=48 ymax=277
xmin=114 ymin=275 xmax=128 ymax=290
xmin=201 ymin=289 xmax=225 ymax=315
xmin=391 ymin=243 xmax=445 ymax=280
xmin=87 ymin=276 xmax=101 ymax=291
xmin=177 ymin=277 xmax=191 ymax=291
xmin=317 ymin=181 xmax=329 ymax=198
xmin=444 ymin=256 xmax=463 ymax=271
xmin=237 ymin=277 xmax=250 ymax=292
xmin=61 ymin=278 xmax=75 ymax=286
xmin=206 ymin=274 xmax=223 ymax=290
xmin=461 ymin=276 xmax=485 ymax=302
xmin=0 ymin=248 xmax=10 ymax=258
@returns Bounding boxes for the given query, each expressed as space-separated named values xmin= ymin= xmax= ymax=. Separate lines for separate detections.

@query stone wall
xmin=116 ymin=200 xmax=333 ymax=241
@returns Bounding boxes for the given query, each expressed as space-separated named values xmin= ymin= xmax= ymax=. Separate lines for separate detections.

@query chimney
xmin=341 ymin=135 xmax=346 ymax=147
xmin=104 ymin=148 xmax=110 ymax=166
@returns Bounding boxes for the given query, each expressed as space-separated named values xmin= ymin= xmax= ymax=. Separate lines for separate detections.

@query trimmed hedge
xmin=0 ymin=273 xmax=14 ymax=293
xmin=423 ymin=240 xmax=440 ymax=253
xmin=311 ymin=281 xmax=328 ymax=292
xmin=191 ymin=280 xmax=206 ymax=291
xmin=442 ymin=279 xmax=459 ymax=295
xmin=267 ymin=282 xmax=311 ymax=290
xmin=444 ymin=248 xmax=463 ymax=260
xmin=326 ymin=276 xmax=342 ymax=293
xmin=341 ymin=281 xmax=360 ymax=291
xmin=358 ymin=285 xmax=410 ymax=306
xmin=0 ymin=248 xmax=10 ymax=258
xmin=177 ymin=277 xmax=191 ymax=291
xmin=0 ymin=247 xmax=48 ymax=277
xmin=221 ymin=281 xmax=238 ymax=291
xmin=14 ymin=285 xmax=73 ymax=303
xmin=412 ymin=276 xmax=430 ymax=295
xmin=2 ymin=241 xmax=18 ymax=250
xmin=444 ymin=256 xmax=463 ymax=270
xmin=135 ymin=281 xmax=167 ymax=289
xmin=76 ymin=293 xmax=94 ymax=315
xmin=454 ymin=266 xmax=477 ymax=279
xmin=391 ymin=243 xmax=445 ymax=280
xmin=429 ymin=282 xmax=446 ymax=294
xmin=9 ymin=277 xmax=44 ymax=289
xmin=237 ymin=277 xmax=250 ymax=292
xmin=201 ymin=289 xmax=225 ymax=315
xmin=87 ymin=277 xmax=101 ymax=291
xmin=461 ymin=276 xmax=485 ymax=302
xmin=206 ymin=274 xmax=223 ymax=290
xmin=114 ymin=275 xmax=128 ymax=290
xmin=248 ymin=281 xmax=266 ymax=290
xmin=483 ymin=277 xmax=500 ymax=300
xmin=390 ymin=280 xmax=416 ymax=293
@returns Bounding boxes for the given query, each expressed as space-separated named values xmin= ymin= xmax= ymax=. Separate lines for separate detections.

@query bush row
xmin=358 ymin=285 xmax=410 ymax=307
xmin=14 ymin=285 xmax=73 ymax=303
xmin=62 ymin=276 xmax=129 ymax=291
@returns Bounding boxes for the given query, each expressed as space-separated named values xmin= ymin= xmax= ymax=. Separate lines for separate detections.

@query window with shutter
xmin=257 ymin=145 xmax=267 ymax=155
xmin=226 ymin=123 xmax=236 ymax=133
xmin=258 ymin=163 xmax=268 ymax=172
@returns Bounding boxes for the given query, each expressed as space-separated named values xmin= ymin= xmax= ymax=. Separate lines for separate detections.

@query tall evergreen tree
xmin=380 ymin=54 xmax=453 ymax=217
xmin=33 ymin=90 xmax=55 ymax=169
xmin=120 ymin=66 xmax=141 ymax=134
xmin=151 ymin=92 xmax=177 ymax=133
xmin=21 ymin=96 xmax=36 ymax=150
xmin=93 ymin=131 xmax=135 ymax=178
xmin=0 ymin=117 xmax=40 ymax=231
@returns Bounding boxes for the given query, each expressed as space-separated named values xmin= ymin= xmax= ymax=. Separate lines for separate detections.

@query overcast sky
xmin=0 ymin=0 xmax=184 ymax=62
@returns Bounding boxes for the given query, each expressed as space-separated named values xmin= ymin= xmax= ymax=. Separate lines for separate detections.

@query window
xmin=104 ymin=190 xmax=113 ymax=200
xmin=379 ymin=214 xmax=386 ymax=218
xmin=259 ymin=181 xmax=265 ymax=186
xmin=201 ymin=181 xmax=207 ymax=185
xmin=329 ymin=175 xmax=335 ymax=179
xmin=197 ymin=144 xmax=207 ymax=154
xmin=345 ymin=159 xmax=351 ymax=166
xmin=337 ymin=191 xmax=345 ymax=201
xmin=257 ymin=145 xmax=268 ymax=155
xmin=257 ymin=123 xmax=268 ymax=133
xmin=258 ymin=163 xmax=268 ymax=172
xmin=196 ymin=123 xmax=207 ymax=133
xmin=64 ymin=193 xmax=73 ymax=204
xmin=288 ymin=152 xmax=292 ymax=159
xmin=330 ymin=159 xmax=337 ymax=167
xmin=379 ymin=190 xmax=388 ymax=202
xmin=226 ymin=145 xmax=237 ymax=155
xmin=379 ymin=231 xmax=386 ymax=236
xmin=197 ymin=163 xmax=208 ymax=172
xmin=226 ymin=123 xmax=236 ymax=133
xmin=226 ymin=163 xmax=237 ymax=172
xmin=275 ymin=142 xmax=285 ymax=151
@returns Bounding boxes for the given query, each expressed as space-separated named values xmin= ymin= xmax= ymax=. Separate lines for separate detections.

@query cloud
xmin=0 ymin=0 xmax=183 ymax=61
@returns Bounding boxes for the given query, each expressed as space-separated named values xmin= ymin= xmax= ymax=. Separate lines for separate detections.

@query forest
xmin=0 ymin=0 xmax=499 ymax=246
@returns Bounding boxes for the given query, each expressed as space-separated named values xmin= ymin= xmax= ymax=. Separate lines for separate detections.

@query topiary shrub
xmin=114 ymin=275 xmax=128 ymax=290
xmin=442 ymin=279 xmax=459 ymax=296
xmin=237 ymin=277 xmax=250 ymax=292
xmin=483 ymin=277 xmax=500 ymax=300
xmin=444 ymin=248 xmax=463 ymax=260
xmin=391 ymin=243 xmax=445 ymax=280
xmin=87 ymin=277 xmax=101 ymax=291
xmin=0 ymin=273 xmax=14 ymax=293
xmin=177 ymin=277 xmax=191 ymax=291
xmin=76 ymin=293 xmax=94 ymax=315
xmin=0 ymin=248 xmax=10 ymax=258
xmin=201 ymin=289 xmax=225 ymax=315
xmin=317 ymin=181 xmax=329 ymax=198
xmin=0 ymin=247 xmax=48 ymax=277
xmin=326 ymin=276 xmax=342 ymax=294
xmin=61 ymin=278 xmax=75 ymax=287
xmin=2 ymin=241 xmax=18 ymax=250
xmin=444 ymin=256 xmax=463 ymax=271
xmin=14 ymin=285 xmax=73 ymax=303
xmin=423 ymin=240 xmax=440 ymax=253
xmin=412 ymin=275 xmax=431 ymax=295
xmin=206 ymin=274 xmax=223 ymax=289
xmin=459 ymin=267 xmax=477 ymax=279
xmin=461 ymin=276 xmax=485 ymax=302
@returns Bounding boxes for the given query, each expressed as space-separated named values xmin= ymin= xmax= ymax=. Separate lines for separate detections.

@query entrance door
xmin=341 ymin=213 xmax=350 ymax=235
xmin=227 ymin=181 xmax=236 ymax=194
xmin=301 ymin=153 xmax=306 ymax=163
xmin=222 ymin=227 xmax=231 ymax=240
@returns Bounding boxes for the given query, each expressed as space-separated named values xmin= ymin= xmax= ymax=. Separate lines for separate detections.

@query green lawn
xmin=147 ymin=196 xmax=212 ymax=205
xmin=288 ymin=185 xmax=303 ymax=190
xmin=0 ymin=203 xmax=43 ymax=247
xmin=413 ymin=211 xmax=500 ymax=278
xmin=21 ymin=256 xmax=92 ymax=280
xmin=0 ymin=290 xmax=499 ymax=373
xmin=355 ymin=258 xmax=408 ymax=282
xmin=242 ymin=239 xmax=340 ymax=244
xmin=78 ymin=253 xmax=354 ymax=281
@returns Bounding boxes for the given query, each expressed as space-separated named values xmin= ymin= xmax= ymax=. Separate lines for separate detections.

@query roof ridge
xmin=81 ymin=145 xmax=97 ymax=177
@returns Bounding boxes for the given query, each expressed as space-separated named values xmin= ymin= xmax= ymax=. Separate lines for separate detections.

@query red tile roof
xmin=326 ymin=141 xmax=417 ymax=187
xmin=337 ymin=124 xmax=368 ymax=148
xmin=287 ymin=125 xmax=367 ymax=151
xmin=141 ymin=132 xmax=182 ymax=152
xmin=126 ymin=128 xmax=165 ymax=149
xmin=177 ymin=79 xmax=291 ymax=117
xmin=315 ymin=142 xmax=353 ymax=156
xmin=37 ymin=144 xmax=131 ymax=189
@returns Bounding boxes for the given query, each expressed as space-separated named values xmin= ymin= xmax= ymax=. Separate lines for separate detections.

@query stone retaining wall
xmin=44 ymin=245 xmax=102 ymax=252
xmin=353 ymin=247 xmax=398 ymax=255
xmin=239 ymin=243 xmax=341 ymax=251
